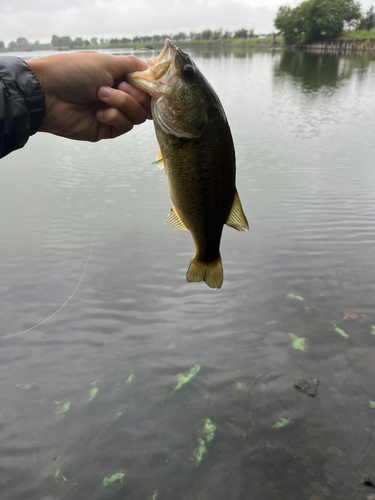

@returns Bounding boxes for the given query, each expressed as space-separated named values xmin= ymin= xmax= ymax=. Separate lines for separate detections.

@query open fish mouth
xmin=127 ymin=39 xmax=177 ymax=97
xmin=127 ymin=39 xmax=202 ymax=138
xmin=146 ymin=38 xmax=176 ymax=69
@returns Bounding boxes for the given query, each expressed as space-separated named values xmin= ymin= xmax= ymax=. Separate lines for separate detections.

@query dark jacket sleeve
xmin=0 ymin=56 xmax=45 ymax=159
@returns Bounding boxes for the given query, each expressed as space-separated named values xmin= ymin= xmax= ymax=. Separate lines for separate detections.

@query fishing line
xmin=1 ymin=47 xmax=155 ymax=340
xmin=0 ymin=164 xmax=113 ymax=340
xmin=131 ymin=47 xmax=159 ymax=58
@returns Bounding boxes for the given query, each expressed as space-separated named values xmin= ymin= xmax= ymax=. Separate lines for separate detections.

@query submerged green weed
xmin=55 ymin=401 xmax=70 ymax=417
xmin=289 ymin=334 xmax=306 ymax=351
xmin=53 ymin=469 xmax=67 ymax=483
xmin=88 ymin=387 xmax=98 ymax=401
xmin=272 ymin=417 xmax=291 ymax=429
xmin=103 ymin=472 xmax=125 ymax=487
xmin=194 ymin=439 xmax=207 ymax=465
xmin=287 ymin=293 xmax=304 ymax=301
xmin=193 ymin=418 xmax=217 ymax=465
xmin=203 ymin=418 xmax=217 ymax=442
xmin=334 ymin=327 xmax=349 ymax=339
xmin=174 ymin=365 xmax=200 ymax=391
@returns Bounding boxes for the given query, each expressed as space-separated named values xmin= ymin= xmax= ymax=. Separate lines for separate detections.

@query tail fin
xmin=186 ymin=256 xmax=223 ymax=289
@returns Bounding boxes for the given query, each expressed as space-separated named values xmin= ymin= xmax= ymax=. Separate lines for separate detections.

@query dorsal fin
xmin=165 ymin=207 xmax=187 ymax=230
xmin=226 ymin=190 xmax=249 ymax=231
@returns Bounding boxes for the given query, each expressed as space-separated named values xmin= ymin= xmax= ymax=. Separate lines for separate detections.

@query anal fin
xmin=165 ymin=207 xmax=187 ymax=230
xmin=226 ymin=190 xmax=249 ymax=231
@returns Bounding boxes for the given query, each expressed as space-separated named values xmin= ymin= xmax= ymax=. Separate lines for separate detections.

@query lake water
xmin=1 ymin=48 xmax=375 ymax=500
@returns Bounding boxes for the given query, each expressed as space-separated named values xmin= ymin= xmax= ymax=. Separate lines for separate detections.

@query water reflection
xmin=274 ymin=50 xmax=375 ymax=92
xmin=1 ymin=49 xmax=375 ymax=500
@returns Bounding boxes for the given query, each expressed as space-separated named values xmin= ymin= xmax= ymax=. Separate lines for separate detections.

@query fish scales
xmin=127 ymin=39 xmax=248 ymax=288
xmin=158 ymin=119 xmax=235 ymax=263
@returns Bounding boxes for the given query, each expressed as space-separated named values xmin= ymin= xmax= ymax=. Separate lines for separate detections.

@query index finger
xmin=118 ymin=81 xmax=152 ymax=119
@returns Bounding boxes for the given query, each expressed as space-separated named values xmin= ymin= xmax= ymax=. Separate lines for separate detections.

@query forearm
xmin=0 ymin=56 xmax=45 ymax=159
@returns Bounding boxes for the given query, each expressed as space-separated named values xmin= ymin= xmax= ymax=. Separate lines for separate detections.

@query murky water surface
xmin=1 ymin=48 xmax=375 ymax=500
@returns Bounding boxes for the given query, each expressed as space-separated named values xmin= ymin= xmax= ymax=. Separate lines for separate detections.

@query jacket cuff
xmin=24 ymin=60 xmax=46 ymax=135
xmin=0 ymin=56 xmax=45 ymax=158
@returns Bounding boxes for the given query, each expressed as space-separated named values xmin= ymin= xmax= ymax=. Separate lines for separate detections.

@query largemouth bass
xmin=127 ymin=39 xmax=248 ymax=289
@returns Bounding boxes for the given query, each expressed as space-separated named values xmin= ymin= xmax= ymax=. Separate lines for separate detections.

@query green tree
xmin=213 ymin=29 xmax=223 ymax=39
xmin=275 ymin=0 xmax=361 ymax=44
xmin=16 ymin=37 xmax=29 ymax=49
xmin=360 ymin=6 xmax=375 ymax=30
xmin=174 ymin=32 xmax=187 ymax=41
xmin=189 ymin=31 xmax=198 ymax=40
xmin=74 ymin=37 xmax=83 ymax=47
xmin=233 ymin=28 xmax=248 ymax=38
xmin=201 ymin=29 xmax=213 ymax=40
xmin=61 ymin=36 xmax=73 ymax=48
xmin=275 ymin=5 xmax=304 ymax=44
xmin=52 ymin=35 xmax=73 ymax=48
xmin=51 ymin=34 xmax=60 ymax=46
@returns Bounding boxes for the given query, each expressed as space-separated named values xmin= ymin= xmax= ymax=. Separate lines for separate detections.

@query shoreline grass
xmin=2 ymin=30 xmax=375 ymax=54
xmin=340 ymin=29 xmax=375 ymax=40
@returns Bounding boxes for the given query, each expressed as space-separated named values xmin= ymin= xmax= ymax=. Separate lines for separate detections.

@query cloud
xmin=1 ymin=0 xmax=280 ymax=44
xmin=3 ymin=0 xmax=372 ymax=45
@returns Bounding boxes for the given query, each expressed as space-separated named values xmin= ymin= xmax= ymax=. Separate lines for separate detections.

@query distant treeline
xmin=3 ymin=1 xmax=375 ymax=53
xmin=0 ymin=28 xmax=273 ymax=52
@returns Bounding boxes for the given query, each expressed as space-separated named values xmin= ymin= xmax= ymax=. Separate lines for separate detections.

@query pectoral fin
xmin=226 ymin=191 xmax=249 ymax=231
xmin=154 ymin=148 xmax=165 ymax=170
xmin=165 ymin=207 xmax=187 ymax=230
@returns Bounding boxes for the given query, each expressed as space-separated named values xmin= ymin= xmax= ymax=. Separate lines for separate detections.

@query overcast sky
xmin=2 ymin=0 xmax=374 ymax=45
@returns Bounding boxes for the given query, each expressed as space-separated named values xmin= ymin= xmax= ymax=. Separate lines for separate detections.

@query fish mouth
xmin=127 ymin=38 xmax=177 ymax=97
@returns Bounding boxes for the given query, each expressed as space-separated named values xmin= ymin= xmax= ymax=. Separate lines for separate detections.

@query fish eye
xmin=182 ymin=64 xmax=195 ymax=80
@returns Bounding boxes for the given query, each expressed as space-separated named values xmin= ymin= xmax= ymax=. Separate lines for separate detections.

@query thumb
xmin=105 ymin=55 xmax=149 ymax=81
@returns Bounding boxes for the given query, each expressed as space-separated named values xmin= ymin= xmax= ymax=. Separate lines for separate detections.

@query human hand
xmin=26 ymin=51 xmax=151 ymax=142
